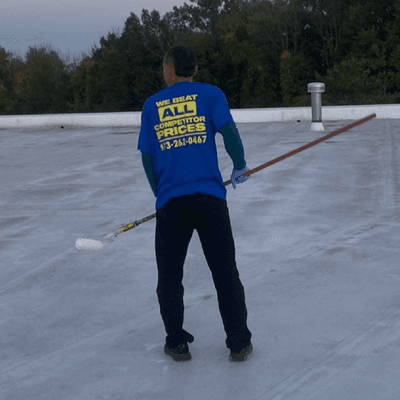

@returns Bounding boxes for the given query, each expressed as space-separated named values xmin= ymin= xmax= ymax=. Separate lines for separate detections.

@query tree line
xmin=1 ymin=0 xmax=399 ymax=115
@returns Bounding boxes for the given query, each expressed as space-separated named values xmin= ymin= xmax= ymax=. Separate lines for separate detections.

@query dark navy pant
xmin=155 ymin=193 xmax=252 ymax=350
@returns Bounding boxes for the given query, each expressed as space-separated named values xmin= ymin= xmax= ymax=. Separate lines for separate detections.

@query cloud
xmin=24 ymin=35 xmax=45 ymax=44
xmin=0 ymin=34 xmax=21 ymax=45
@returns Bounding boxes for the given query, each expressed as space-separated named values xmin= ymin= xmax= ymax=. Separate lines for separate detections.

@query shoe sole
xmin=229 ymin=344 xmax=253 ymax=362
xmin=164 ymin=347 xmax=192 ymax=361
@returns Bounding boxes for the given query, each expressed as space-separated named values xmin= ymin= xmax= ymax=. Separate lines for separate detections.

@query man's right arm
xmin=141 ymin=153 xmax=157 ymax=197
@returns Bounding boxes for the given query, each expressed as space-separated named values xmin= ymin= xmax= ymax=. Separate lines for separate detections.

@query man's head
xmin=163 ymin=45 xmax=198 ymax=86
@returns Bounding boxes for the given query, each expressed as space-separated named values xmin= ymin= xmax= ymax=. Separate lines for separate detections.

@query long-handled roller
xmin=75 ymin=113 xmax=376 ymax=251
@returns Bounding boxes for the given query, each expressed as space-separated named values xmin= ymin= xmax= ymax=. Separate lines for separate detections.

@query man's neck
xmin=170 ymin=77 xmax=193 ymax=85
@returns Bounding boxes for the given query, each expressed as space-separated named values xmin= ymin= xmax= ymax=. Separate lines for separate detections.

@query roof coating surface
xmin=1 ymin=119 xmax=400 ymax=400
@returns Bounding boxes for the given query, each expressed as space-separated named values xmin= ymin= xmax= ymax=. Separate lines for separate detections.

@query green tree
xmin=385 ymin=1 xmax=400 ymax=95
xmin=186 ymin=0 xmax=238 ymax=35
xmin=94 ymin=30 xmax=127 ymax=111
xmin=280 ymin=50 xmax=311 ymax=106
xmin=213 ymin=2 xmax=280 ymax=107
xmin=299 ymin=0 xmax=344 ymax=69
xmin=11 ymin=45 xmax=70 ymax=114
xmin=117 ymin=11 xmax=165 ymax=110
xmin=322 ymin=27 xmax=391 ymax=104
xmin=3 ymin=0 xmax=399 ymax=114
xmin=0 ymin=47 xmax=18 ymax=113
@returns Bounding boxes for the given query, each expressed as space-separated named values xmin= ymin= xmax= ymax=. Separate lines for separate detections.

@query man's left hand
xmin=231 ymin=166 xmax=250 ymax=189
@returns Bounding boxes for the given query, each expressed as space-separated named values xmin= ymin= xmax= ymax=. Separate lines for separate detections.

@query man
xmin=137 ymin=45 xmax=253 ymax=362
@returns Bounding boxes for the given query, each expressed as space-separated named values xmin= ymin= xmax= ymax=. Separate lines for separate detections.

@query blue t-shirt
xmin=137 ymin=81 xmax=234 ymax=210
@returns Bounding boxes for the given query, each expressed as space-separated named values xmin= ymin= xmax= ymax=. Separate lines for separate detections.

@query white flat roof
xmin=1 ymin=118 xmax=400 ymax=399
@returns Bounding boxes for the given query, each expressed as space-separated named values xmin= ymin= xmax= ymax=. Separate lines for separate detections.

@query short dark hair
xmin=164 ymin=45 xmax=197 ymax=78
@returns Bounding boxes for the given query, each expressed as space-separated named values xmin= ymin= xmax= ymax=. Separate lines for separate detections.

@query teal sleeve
xmin=141 ymin=153 xmax=157 ymax=197
xmin=220 ymin=122 xmax=246 ymax=170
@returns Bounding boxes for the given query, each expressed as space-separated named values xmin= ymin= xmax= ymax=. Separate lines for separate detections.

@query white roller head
xmin=75 ymin=238 xmax=104 ymax=251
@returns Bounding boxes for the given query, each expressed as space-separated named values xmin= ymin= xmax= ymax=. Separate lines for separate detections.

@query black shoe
xmin=229 ymin=343 xmax=253 ymax=362
xmin=164 ymin=342 xmax=192 ymax=361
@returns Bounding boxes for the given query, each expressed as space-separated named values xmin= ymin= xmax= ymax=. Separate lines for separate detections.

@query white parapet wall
xmin=0 ymin=104 xmax=399 ymax=129
xmin=232 ymin=104 xmax=399 ymax=123
xmin=0 ymin=111 xmax=142 ymax=129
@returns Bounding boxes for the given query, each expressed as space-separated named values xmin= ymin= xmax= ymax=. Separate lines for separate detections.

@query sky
xmin=0 ymin=0 xmax=190 ymax=63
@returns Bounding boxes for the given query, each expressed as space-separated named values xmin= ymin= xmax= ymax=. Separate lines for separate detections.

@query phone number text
xmin=160 ymin=135 xmax=207 ymax=151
